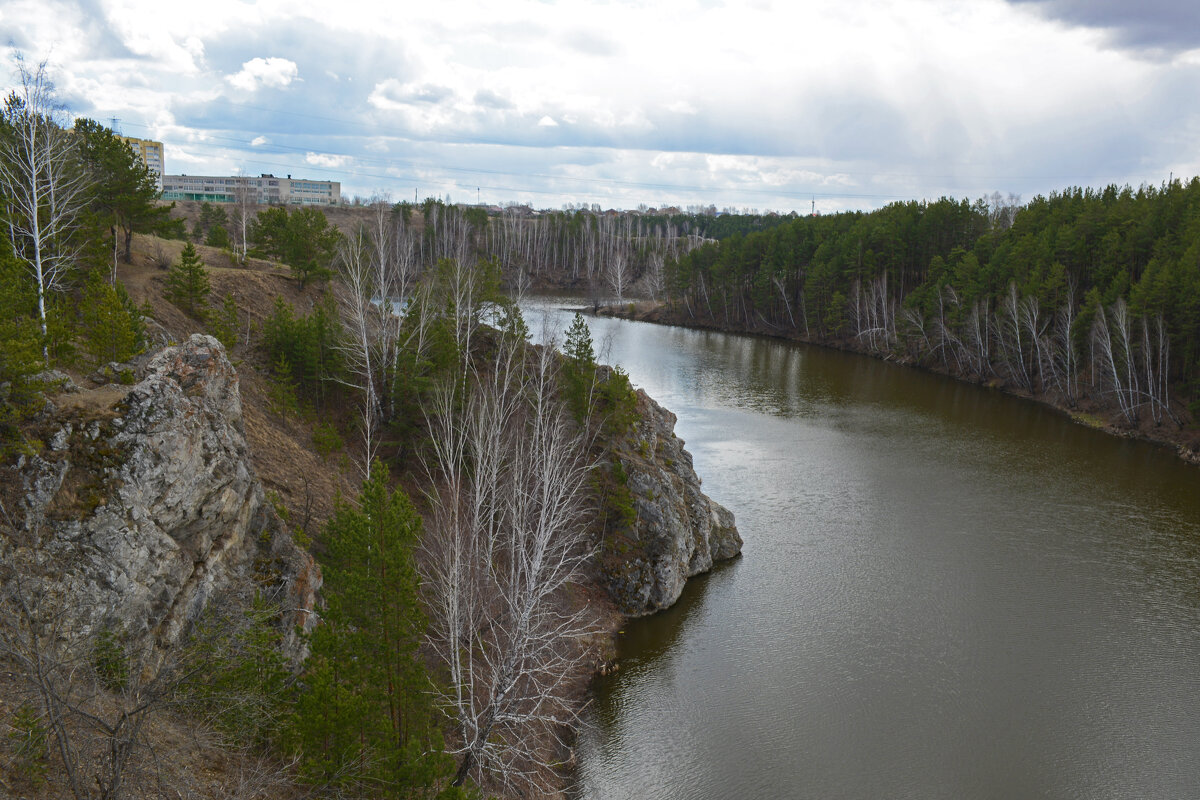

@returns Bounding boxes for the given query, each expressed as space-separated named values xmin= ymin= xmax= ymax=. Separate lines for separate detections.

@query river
xmin=523 ymin=299 xmax=1200 ymax=800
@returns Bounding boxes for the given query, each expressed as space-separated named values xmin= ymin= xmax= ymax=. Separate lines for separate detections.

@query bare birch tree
xmin=1092 ymin=298 xmax=1139 ymax=424
xmin=421 ymin=337 xmax=595 ymax=793
xmin=606 ymin=251 xmax=629 ymax=303
xmin=230 ymin=175 xmax=257 ymax=264
xmin=0 ymin=58 xmax=89 ymax=360
xmin=335 ymin=201 xmax=426 ymax=474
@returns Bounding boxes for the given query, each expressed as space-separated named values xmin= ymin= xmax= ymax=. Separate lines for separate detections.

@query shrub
xmin=312 ymin=421 xmax=344 ymax=461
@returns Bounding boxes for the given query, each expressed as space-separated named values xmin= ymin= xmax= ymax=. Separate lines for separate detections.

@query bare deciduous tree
xmin=0 ymin=57 xmax=89 ymax=360
xmin=230 ymin=175 xmax=257 ymax=264
xmin=606 ymin=251 xmax=629 ymax=303
xmin=421 ymin=337 xmax=596 ymax=794
xmin=335 ymin=201 xmax=427 ymax=474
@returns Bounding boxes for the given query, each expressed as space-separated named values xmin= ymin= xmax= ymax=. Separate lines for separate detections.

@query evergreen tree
xmin=260 ymin=294 xmax=344 ymax=407
xmin=209 ymin=292 xmax=239 ymax=349
xmin=165 ymin=242 xmax=210 ymax=318
xmin=0 ymin=238 xmax=43 ymax=456
xmin=250 ymin=206 xmax=341 ymax=288
xmin=73 ymin=118 xmax=173 ymax=266
xmin=291 ymin=462 xmax=460 ymax=797
xmin=563 ymin=311 xmax=595 ymax=366
xmin=561 ymin=312 xmax=596 ymax=421
xmin=205 ymin=224 xmax=231 ymax=249
xmin=79 ymin=270 xmax=143 ymax=365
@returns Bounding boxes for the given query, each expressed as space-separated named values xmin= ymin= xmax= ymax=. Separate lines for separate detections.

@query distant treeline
xmin=665 ymin=183 xmax=1200 ymax=427
xmin=384 ymin=199 xmax=799 ymax=299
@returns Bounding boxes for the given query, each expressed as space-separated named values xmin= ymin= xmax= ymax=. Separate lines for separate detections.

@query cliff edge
xmin=599 ymin=388 xmax=742 ymax=616
xmin=6 ymin=334 xmax=318 ymax=655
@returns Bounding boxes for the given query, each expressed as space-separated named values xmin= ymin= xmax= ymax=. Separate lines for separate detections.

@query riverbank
xmin=574 ymin=293 xmax=1200 ymax=799
xmin=596 ymin=300 xmax=1200 ymax=469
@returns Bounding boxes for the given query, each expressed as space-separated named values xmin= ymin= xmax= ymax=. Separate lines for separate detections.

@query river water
xmin=524 ymin=300 xmax=1200 ymax=800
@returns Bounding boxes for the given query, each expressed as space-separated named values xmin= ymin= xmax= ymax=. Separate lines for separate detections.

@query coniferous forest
xmin=660 ymin=185 xmax=1200 ymax=435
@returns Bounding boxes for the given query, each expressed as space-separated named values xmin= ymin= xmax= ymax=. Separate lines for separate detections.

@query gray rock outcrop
xmin=8 ymin=335 xmax=318 ymax=653
xmin=600 ymin=389 xmax=742 ymax=615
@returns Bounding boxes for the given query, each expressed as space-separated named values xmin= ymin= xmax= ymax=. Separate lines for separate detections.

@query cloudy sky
xmin=3 ymin=0 xmax=1199 ymax=213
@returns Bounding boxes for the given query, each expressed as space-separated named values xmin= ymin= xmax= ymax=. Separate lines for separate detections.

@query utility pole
xmin=811 ymin=196 xmax=815 ymax=216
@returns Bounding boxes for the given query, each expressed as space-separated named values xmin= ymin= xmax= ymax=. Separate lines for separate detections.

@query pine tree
xmin=290 ymin=462 xmax=459 ymax=797
xmin=165 ymin=242 xmax=211 ymax=318
xmin=562 ymin=311 xmax=596 ymax=421
xmin=209 ymin=293 xmax=239 ymax=349
xmin=73 ymin=118 xmax=172 ymax=267
xmin=563 ymin=311 xmax=595 ymax=366
xmin=79 ymin=271 xmax=143 ymax=365
xmin=0 ymin=242 xmax=43 ymax=456
xmin=205 ymin=224 xmax=231 ymax=249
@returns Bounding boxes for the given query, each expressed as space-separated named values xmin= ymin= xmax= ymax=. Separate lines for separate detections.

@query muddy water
xmin=524 ymin=301 xmax=1200 ymax=800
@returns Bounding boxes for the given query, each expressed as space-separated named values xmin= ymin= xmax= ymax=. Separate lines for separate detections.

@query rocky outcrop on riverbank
xmin=599 ymin=389 xmax=742 ymax=615
xmin=5 ymin=335 xmax=318 ymax=655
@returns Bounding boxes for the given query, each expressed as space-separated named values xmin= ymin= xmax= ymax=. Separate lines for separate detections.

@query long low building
xmin=161 ymin=173 xmax=340 ymax=205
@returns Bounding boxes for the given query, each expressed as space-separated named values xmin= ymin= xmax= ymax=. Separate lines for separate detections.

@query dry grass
xmin=0 ymin=666 xmax=299 ymax=800
xmin=122 ymin=233 xmax=357 ymax=533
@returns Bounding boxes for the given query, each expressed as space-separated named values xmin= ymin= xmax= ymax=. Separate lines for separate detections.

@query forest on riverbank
xmin=658 ymin=184 xmax=1200 ymax=442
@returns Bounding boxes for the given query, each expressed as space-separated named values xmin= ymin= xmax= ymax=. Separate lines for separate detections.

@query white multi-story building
xmin=161 ymin=173 xmax=340 ymax=205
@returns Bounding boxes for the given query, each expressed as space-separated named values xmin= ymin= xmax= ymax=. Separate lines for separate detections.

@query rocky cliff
xmin=5 ymin=335 xmax=317 ymax=654
xmin=599 ymin=389 xmax=742 ymax=616
xmin=2 ymin=332 xmax=735 ymax=652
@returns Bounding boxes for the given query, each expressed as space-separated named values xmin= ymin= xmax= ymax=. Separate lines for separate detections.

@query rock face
xmin=600 ymin=389 xmax=742 ymax=616
xmin=10 ymin=335 xmax=317 ymax=652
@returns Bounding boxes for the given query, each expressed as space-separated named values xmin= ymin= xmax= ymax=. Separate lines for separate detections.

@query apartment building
xmin=161 ymin=173 xmax=341 ymax=206
xmin=119 ymin=136 xmax=165 ymax=189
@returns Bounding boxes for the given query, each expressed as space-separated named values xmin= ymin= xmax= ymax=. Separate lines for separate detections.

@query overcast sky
xmin=3 ymin=0 xmax=1199 ymax=213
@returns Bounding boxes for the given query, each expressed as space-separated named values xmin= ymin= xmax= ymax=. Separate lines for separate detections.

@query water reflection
xmin=523 ymin=301 xmax=1200 ymax=800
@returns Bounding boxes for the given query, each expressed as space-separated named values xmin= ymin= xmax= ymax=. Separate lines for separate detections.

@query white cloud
xmin=667 ymin=101 xmax=698 ymax=116
xmin=7 ymin=0 xmax=1199 ymax=210
xmin=167 ymin=147 xmax=212 ymax=166
xmin=369 ymin=79 xmax=455 ymax=111
xmin=306 ymin=152 xmax=349 ymax=168
xmin=150 ymin=109 xmax=210 ymax=145
xmin=226 ymin=57 xmax=299 ymax=92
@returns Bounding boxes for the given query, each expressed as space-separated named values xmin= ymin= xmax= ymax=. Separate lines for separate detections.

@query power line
xmin=114 ymin=108 xmax=1136 ymax=209
xmin=120 ymin=120 xmax=933 ymax=204
xmin=177 ymin=99 xmax=1133 ymax=185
